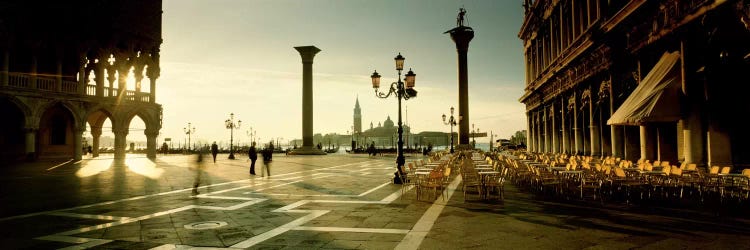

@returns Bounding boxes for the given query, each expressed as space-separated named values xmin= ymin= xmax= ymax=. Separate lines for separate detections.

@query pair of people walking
xmin=248 ymin=141 xmax=272 ymax=176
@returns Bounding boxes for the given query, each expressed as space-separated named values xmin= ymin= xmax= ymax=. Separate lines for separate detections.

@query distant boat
xmin=324 ymin=145 xmax=339 ymax=154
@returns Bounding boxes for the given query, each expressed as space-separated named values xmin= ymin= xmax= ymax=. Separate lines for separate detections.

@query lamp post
xmin=442 ymin=106 xmax=461 ymax=153
xmin=247 ymin=128 xmax=255 ymax=146
xmin=184 ymin=122 xmax=195 ymax=152
xmin=370 ymin=52 xmax=417 ymax=184
xmin=225 ymin=113 xmax=241 ymax=159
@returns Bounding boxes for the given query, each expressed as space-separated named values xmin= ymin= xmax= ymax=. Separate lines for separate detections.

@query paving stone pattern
xmin=1 ymin=154 xmax=749 ymax=249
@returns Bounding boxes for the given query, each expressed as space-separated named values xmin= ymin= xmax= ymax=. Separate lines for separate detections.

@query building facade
xmin=0 ymin=0 xmax=163 ymax=163
xmin=519 ymin=0 xmax=750 ymax=168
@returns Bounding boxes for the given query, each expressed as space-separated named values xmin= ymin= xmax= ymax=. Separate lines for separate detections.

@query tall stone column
xmin=77 ymin=54 xmax=87 ymax=95
xmin=91 ymin=127 xmax=101 ymax=157
xmin=145 ymin=129 xmax=158 ymax=159
xmin=551 ymin=105 xmax=558 ymax=154
xmin=543 ymin=107 xmax=550 ymax=153
xmin=572 ymin=94 xmax=583 ymax=154
xmin=74 ymin=128 xmax=83 ymax=160
xmin=289 ymin=46 xmax=325 ymax=155
xmin=589 ymin=97 xmax=601 ymax=156
xmin=534 ymin=112 xmax=540 ymax=152
xmin=561 ymin=98 xmax=569 ymax=154
xmin=95 ymin=61 xmax=105 ymax=97
xmin=113 ymin=128 xmax=128 ymax=159
xmin=447 ymin=25 xmax=474 ymax=149
xmin=526 ymin=111 xmax=534 ymax=152
xmin=25 ymin=128 xmax=37 ymax=160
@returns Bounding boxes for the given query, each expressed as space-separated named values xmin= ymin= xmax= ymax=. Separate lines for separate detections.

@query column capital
xmin=294 ymin=46 xmax=321 ymax=63
xmin=144 ymin=129 xmax=159 ymax=137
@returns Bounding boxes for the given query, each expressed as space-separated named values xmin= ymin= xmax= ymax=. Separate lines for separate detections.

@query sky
xmin=128 ymin=0 xmax=528 ymax=148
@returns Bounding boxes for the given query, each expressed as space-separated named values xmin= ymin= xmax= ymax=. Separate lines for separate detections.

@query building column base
xmin=288 ymin=146 xmax=327 ymax=155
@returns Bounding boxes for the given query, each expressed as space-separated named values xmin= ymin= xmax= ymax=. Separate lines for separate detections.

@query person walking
xmin=248 ymin=141 xmax=258 ymax=175
xmin=261 ymin=141 xmax=273 ymax=177
xmin=192 ymin=145 xmax=208 ymax=195
xmin=210 ymin=141 xmax=219 ymax=163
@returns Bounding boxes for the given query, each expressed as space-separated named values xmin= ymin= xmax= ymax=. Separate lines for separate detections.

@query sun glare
xmin=76 ymin=158 xmax=113 ymax=178
xmin=125 ymin=156 xmax=164 ymax=179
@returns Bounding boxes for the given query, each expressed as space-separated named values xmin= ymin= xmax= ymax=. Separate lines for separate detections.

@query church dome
xmin=384 ymin=116 xmax=394 ymax=128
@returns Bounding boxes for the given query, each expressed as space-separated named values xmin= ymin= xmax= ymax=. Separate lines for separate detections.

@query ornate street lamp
xmin=225 ymin=113 xmax=241 ymax=159
xmin=370 ymin=52 xmax=418 ymax=184
xmin=442 ymin=106 xmax=462 ymax=153
xmin=246 ymin=128 xmax=255 ymax=146
xmin=184 ymin=122 xmax=195 ymax=152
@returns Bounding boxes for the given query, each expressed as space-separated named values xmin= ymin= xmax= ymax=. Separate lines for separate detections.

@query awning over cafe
xmin=607 ymin=51 xmax=682 ymax=126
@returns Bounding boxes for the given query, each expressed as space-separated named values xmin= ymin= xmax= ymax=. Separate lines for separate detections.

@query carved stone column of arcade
xmin=148 ymin=48 xmax=160 ymax=104
xmin=588 ymin=91 xmax=601 ymax=157
xmin=561 ymin=98 xmax=568 ymax=154
xmin=106 ymin=59 xmax=116 ymax=97
xmin=526 ymin=111 xmax=534 ymax=152
xmin=571 ymin=93 xmax=583 ymax=155
xmin=680 ymin=42 xmax=704 ymax=166
xmin=289 ymin=46 xmax=326 ymax=155
xmin=113 ymin=127 xmax=129 ymax=159
xmin=531 ymin=110 xmax=542 ymax=152
xmin=609 ymin=78 xmax=624 ymax=159
xmin=74 ymin=127 xmax=84 ymax=160
xmin=551 ymin=104 xmax=558 ymax=154
xmin=77 ymin=53 xmax=87 ymax=95
xmin=547 ymin=106 xmax=552 ymax=153
xmin=24 ymin=127 xmax=38 ymax=160
xmin=116 ymin=52 xmax=132 ymax=99
xmin=145 ymin=129 xmax=159 ymax=159
xmin=95 ymin=55 xmax=105 ymax=97
xmin=91 ymin=126 xmax=102 ymax=157
xmin=447 ymin=25 xmax=474 ymax=149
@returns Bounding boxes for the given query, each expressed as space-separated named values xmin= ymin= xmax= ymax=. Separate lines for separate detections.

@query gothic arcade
xmin=0 ymin=0 xmax=163 ymax=162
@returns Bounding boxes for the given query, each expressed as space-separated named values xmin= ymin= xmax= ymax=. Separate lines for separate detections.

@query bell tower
xmin=353 ymin=96 xmax=362 ymax=133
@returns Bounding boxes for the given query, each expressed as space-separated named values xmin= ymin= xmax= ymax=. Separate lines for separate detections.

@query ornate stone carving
xmin=567 ymin=94 xmax=576 ymax=111
xmin=581 ymin=89 xmax=591 ymax=108
xmin=598 ymin=80 xmax=611 ymax=103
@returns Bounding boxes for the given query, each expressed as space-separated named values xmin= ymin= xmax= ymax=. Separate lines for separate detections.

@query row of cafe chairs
xmin=401 ymin=151 xmax=459 ymax=201
xmin=495 ymin=151 xmax=750 ymax=208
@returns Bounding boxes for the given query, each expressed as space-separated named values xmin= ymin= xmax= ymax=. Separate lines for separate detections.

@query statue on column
xmin=457 ymin=7 xmax=467 ymax=27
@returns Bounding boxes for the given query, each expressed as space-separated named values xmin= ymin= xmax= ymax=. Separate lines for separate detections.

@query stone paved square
xmin=1 ymin=154 xmax=750 ymax=249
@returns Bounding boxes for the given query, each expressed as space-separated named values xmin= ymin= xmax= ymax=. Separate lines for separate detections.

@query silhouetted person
xmin=248 ymin=141 xmax=258 ymax=175
xmin=317 ymin=142 xmax=322 ymax=150
xmin=261 ymin=142 xmax=273 ymax=177
xmin=210 ymin=141 xmax=219 ymax=163
xmin=192 ymin=145 xmax=208 ymax=195
xmin=368 ymin=142 xmax=376 ymax=156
